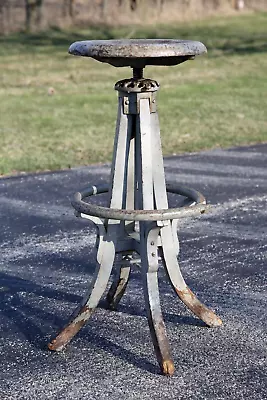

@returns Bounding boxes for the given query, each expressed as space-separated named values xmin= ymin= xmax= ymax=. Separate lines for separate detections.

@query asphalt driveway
xmin=0 ymin=144 xmax=266 ymax=399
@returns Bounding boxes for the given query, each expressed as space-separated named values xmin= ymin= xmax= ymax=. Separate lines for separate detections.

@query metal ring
xmin=71 ymin=183 xmax=207 ymax=221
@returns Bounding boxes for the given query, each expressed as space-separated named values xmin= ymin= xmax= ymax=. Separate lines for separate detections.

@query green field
xmin=0 ymin=13 xmax=267 ymax=175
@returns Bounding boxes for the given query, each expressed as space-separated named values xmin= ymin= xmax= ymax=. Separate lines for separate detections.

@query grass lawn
xmin=0 ymin=12 xmax=267 ymax=175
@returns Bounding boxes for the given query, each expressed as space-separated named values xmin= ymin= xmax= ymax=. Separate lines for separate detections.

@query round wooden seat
xmin=69 ymin=39 xmax=207 ymax=68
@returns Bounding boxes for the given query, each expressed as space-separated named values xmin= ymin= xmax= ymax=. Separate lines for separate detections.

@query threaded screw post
xmin=132 ymin=68 xmax=144 ymax=79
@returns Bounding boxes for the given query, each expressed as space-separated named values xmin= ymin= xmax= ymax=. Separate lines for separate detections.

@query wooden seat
xmin=69 ymin=39 xmax=207 ymax=68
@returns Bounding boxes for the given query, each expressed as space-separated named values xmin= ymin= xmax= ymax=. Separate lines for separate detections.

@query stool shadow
xmin=80 ymin=330 xmax=160 ymax=375
xmin=0 ymin=271 xmax=80 ymax=349
xmin=101 ymin=302 xmax=207 ymax=328
xmin=0 ymin=272 xmax=162 ymax=373
xmin=0 ymin=269 xmax=208 ymax=374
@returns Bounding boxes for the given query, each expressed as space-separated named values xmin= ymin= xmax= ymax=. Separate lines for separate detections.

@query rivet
xmin=125 ymin=100 xmax=129 ymax=105
xmin=151 ymin=241 xmax=154 ymax=245
xmin=151 ymin=252 xmax=156 ymax=257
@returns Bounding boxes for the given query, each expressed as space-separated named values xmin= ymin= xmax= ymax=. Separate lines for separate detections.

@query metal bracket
xmin=121 ymin=92 xmax=157 ymax=115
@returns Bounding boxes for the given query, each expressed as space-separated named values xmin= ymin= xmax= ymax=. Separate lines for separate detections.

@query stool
xmin=48 ymin=39 xmax=222 ymax=376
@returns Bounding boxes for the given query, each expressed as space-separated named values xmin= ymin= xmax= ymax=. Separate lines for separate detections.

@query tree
xmin=100 ymin=0 xmax=108 ymax=17
xmin=25 ymin=0 xmax=43 ymax=32
xmin=62 ymin=0 xmax=75 ymax=19
xmin=0 ymin=0 xmax=11 ymax=34
xmin=130 ymin=0 xmax=137 ymax=11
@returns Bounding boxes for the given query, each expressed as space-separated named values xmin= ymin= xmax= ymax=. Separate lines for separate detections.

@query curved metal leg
xmin=48 ymin=94 xmax=132 ymax=352
xmin=142 ymin=225 xmax=175 ymax=376
xmin=136 ymin=99 xmax=174 ymax=375
xmin=48 ymin=224 xmax=118 ymax=351
xmin=160 ymin=223 xmax=222 ymax=327
xmin=106 ymin=256 xmax=131 ymax=310
xmin=149 ymin=109 xmax=222 ymax=328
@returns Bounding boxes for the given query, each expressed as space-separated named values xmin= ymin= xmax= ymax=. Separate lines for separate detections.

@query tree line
xmin=0 ymin=0 xmax=260 ymax=34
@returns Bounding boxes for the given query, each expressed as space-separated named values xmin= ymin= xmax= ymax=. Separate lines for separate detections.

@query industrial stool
xmin=48 ymin=39 xmax=222 ymax=376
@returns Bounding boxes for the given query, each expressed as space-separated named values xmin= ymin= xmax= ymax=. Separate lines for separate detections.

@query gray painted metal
xmin=106 ymin=260 xmax=131 ymax=310
xmin=69 ymin=39 xmax=207 ymax=68
xmin=72 ymin=184 xmax=208 ymax=221
xmin=49 ymin=88 xmax=132 ymax=352
xmin=141 ymin=224 xmax=175 ymax=376
xmin=49 ymin=44 xmax=221 ymax=375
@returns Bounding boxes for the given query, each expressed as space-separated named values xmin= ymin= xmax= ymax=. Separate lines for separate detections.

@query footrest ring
xmin=71 ymin=183 xmax=208 ymax=221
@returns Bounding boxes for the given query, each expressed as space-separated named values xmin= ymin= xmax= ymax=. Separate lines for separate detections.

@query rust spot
xmin=175 ymin=286 xmax=194 ymax=300
xmin=48 ymin=306 xmax=92 ymax=351
xmin=175 ymin=287 xmax=222 ymax=327
xmin=79 ymin=305 xmax=91 ymax=315
xmin=162 ymin=359 xmax=175 ymax=376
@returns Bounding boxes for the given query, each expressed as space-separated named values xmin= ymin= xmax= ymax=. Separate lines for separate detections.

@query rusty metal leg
xmin=135 ymin=98 xmax=174 ymax=375
xmin=106 ymin=256 xmax=131 ymax=310
xmin=141 ymin=224 xmax=175 ymax=376
xmin=49 ymin=90 xmax=132 ymax=351
xmin=160 ymin=224 xmax=222 ymax=328
xmin=48 ymin=224 xmax=118 ymax=351
xmin=148 ymin=108 xmax=222 ymax=328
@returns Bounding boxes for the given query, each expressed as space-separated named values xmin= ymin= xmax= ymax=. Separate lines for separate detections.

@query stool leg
xmin=49 ymin=96 xmax=132 ymax=351
xmin=141 ymin=224 xmax=175 ymax=376
xmin=48 ymin=225 xmax=118 ymax=351
xmin=106 ymin=133 xmax=135 ymax=308
xmin=106 ymin=256 xmax=131 ymax=310
xmin=137 ymin=98 xmax=174 ymax=375
xmin=150 ymin=111 xmax=222 ymax=328
xmin=160 ymin=226 xmax=222 ymax=327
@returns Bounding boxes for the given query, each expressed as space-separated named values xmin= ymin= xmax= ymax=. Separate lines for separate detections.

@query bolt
xmin=151 ymin=252 xmax=156 ymax=257
xmin=152 ymin=99 xmax=156 ymax=103
xmin=125 ymin=100 xmax=129 ymax=105
xmin=151 ymin=241 xmax=154 ymax=245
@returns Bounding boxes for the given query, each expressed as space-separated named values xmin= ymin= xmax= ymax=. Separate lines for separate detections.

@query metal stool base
xmin=48 ymin=75 xmax=222 ymax=376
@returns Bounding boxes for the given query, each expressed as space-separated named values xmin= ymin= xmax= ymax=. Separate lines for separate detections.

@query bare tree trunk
xmin=130 ymin=0 xmax=137 ymax=11
xmin=0 ymin=0 xmax=11 ymax=34
xmin=101 ymin=0 xmax=108 ymax=18
xmin=69 ymin=0 xmax=75 ymax=17
xmin=25 ymin=0 xmax=43 ymax=32
xmin=25 ymin=0 xmax=32 ymax=32
xmin=62 ymin=0 xmax=75 ymax=18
